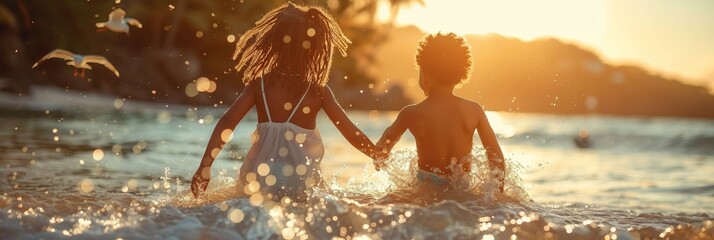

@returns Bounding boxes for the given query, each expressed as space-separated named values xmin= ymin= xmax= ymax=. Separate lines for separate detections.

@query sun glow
xmin=381 ymin=0 xmax=604 ymax=44
xmin=380 ymin=0 xmax=714 ymax=85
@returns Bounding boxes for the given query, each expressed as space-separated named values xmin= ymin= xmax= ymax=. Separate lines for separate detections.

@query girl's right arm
xmin=322 ymin=86 xmax=380 ymax=159
xmin=191 ymin=83 xmax=256 ymax=197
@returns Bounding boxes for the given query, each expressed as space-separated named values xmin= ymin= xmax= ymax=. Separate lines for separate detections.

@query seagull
xmin=32 ymin=49 xmax=120 ymax=78
xmin=95 ymin=8 xmax=142 ymax=35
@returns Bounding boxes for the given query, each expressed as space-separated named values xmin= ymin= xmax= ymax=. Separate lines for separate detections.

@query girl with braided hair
xmin=191 ymin=3 xmax=382 ymax=202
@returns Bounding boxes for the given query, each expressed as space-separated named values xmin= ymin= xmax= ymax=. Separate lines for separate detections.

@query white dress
xmin=238 ymin=78 xmax=325 ymax=201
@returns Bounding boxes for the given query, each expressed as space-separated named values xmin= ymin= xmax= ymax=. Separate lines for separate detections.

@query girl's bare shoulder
xmin=398 ymin=102 xmax=421 ymax=117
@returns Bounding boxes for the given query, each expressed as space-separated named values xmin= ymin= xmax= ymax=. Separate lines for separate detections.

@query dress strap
xmin=260 ymin=77 xmax=272 ymax=122
xmin=287 ymin=83 xmax=311 ymax=121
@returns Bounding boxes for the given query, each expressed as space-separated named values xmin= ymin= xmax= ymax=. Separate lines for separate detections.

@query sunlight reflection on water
xmin=0 ymin=106 xmax=713 ymax=239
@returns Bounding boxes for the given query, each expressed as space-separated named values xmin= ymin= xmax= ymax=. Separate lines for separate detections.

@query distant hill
xmin=376 ymin=26 xmax=714 ymax=119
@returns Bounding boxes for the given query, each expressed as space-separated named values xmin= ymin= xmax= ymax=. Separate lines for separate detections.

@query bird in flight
xmin=96 ymin=8 xmax=142 ymax=35
xmin=32 ymin=49 xmax=120 ymax=79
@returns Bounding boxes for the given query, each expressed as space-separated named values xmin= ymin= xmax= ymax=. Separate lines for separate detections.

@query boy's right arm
xmin=373 ymin=107 xmax=410 ymax=170
xmin=191 ymin=83 xmax=256 ymax=197
xmin=376 ymin=107 xmax=409 ymax=152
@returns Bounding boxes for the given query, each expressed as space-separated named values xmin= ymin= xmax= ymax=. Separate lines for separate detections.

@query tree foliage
xmin=3 ymin=0 xmax=419 ymax=105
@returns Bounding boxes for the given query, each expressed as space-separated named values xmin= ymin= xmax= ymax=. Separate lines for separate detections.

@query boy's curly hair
xmin=415 ymin=33 xmax=472 ymax=85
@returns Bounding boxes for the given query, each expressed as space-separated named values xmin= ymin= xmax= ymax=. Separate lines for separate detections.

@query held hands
xmin=191 ymin=166 xmax=211 ymax=198
xmin=369 ymin=146 xmax=389 ymax=171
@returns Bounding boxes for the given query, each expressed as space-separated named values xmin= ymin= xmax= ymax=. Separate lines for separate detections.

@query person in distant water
xmin=374 ymin=33 xmax=506 ymax=192
xmin=191 ymin=3 xmax=382 ymax=201
xmin=574 ymin=128 xmax=592 ymax=149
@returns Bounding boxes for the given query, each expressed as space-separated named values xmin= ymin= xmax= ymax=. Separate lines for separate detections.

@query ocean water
xmin=1 ymin=89 xmax=713 ymax=239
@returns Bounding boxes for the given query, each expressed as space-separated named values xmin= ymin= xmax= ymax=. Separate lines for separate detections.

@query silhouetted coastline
xmin=1 ymin=3 xmax=712 ymax=119
xmin=378 ymin=26 xmax=714 ymax=119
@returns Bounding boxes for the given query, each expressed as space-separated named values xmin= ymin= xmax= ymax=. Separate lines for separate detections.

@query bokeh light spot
xmin=246 ymin=172 xmax=257 ymax=182
xmin=210 ymin=148 xmax=220 ymax=158
xmin=221 ymin=129 xmax=234 ymax=142
xmin=282 ymin=228 xmax=295 ymax=240
xmin=113 ymin=99 xmax=124 ymax=109
xmin=127 ymin=179 xmax=138 ymax=190
xmin=112 ymin=144 xmax=122 ymax=154
xmin=201 ymin=167 xmax=211 ymax=178
xmin=278 ymin=147 xmax=289 ymax=157
xmin=249 ymin=192 xmax=264 ymax=206
xmin=196 ymin=77 xmax=211 ymax=92
xmin=248 ymin=180 xmax=260 ymax=193
xmin=257 ymin=163 xmax=270 ymax=176
xmin=92 ymin=149 xmax=104 ymax=161
xmin=305 ymin=177 xmax=315 ymax=187
xmin=78 ymin=179 xmax=94 ymax=193
xmin=586 ymin=96 xmax=599 ymax=110
xmin=282 ymin=165 xmax=294 ymax=176
xmin=296 ymin=164 xmax=307 ymax=176
xmin=295 ymin=133 xmax=306 ymax=144
xmin=157 ymin=111 xmax=172 ymax=123
xmin=207 ymin=80 xmax=217 ymax=93
xmin=228 ymin=208 xmax=244 ymax=223
xmin=219 ymin=202 xmax=229 ymax=211
xmin=284 ymin=130 xmax=294 ymax=141
xmin=185 ymin=83 xmax=199 ymax=97
xmin=265 ymin=175 xmax=276 ymax=186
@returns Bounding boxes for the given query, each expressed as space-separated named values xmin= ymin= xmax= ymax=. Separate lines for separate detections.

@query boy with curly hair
xmin=375 ymin=32 xmax=505 ymax=192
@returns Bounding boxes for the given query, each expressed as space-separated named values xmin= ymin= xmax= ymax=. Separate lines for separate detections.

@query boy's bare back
xmin=396 ymin=95 xmax=485 ymax=174
xmin=374 ymin=32 xmax=505 ymax=191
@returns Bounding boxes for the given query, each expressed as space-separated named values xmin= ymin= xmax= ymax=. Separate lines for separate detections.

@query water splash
xmin=331 ymin=146 xmax=531 ymax=206
xmin=2 ymin=110 xmax=713 ymax=239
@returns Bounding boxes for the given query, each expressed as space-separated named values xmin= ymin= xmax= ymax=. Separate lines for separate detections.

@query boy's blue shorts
xmin=416 ymin=170 xmax=450 ymax=185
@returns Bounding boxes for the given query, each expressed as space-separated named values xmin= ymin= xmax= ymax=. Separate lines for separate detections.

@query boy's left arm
xmin=475 ymin=106 xmax=506 ymax=193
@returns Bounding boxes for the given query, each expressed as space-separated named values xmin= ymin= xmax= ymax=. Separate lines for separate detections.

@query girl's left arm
xmin=192 ymin=83 xmax=256 ymax=197
xmin=322 ymin=86 xmax=381 ymax=159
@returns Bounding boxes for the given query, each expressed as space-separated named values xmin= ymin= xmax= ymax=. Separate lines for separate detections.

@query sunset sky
xmin=379 ymin=0 xmax=714 ymax=89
